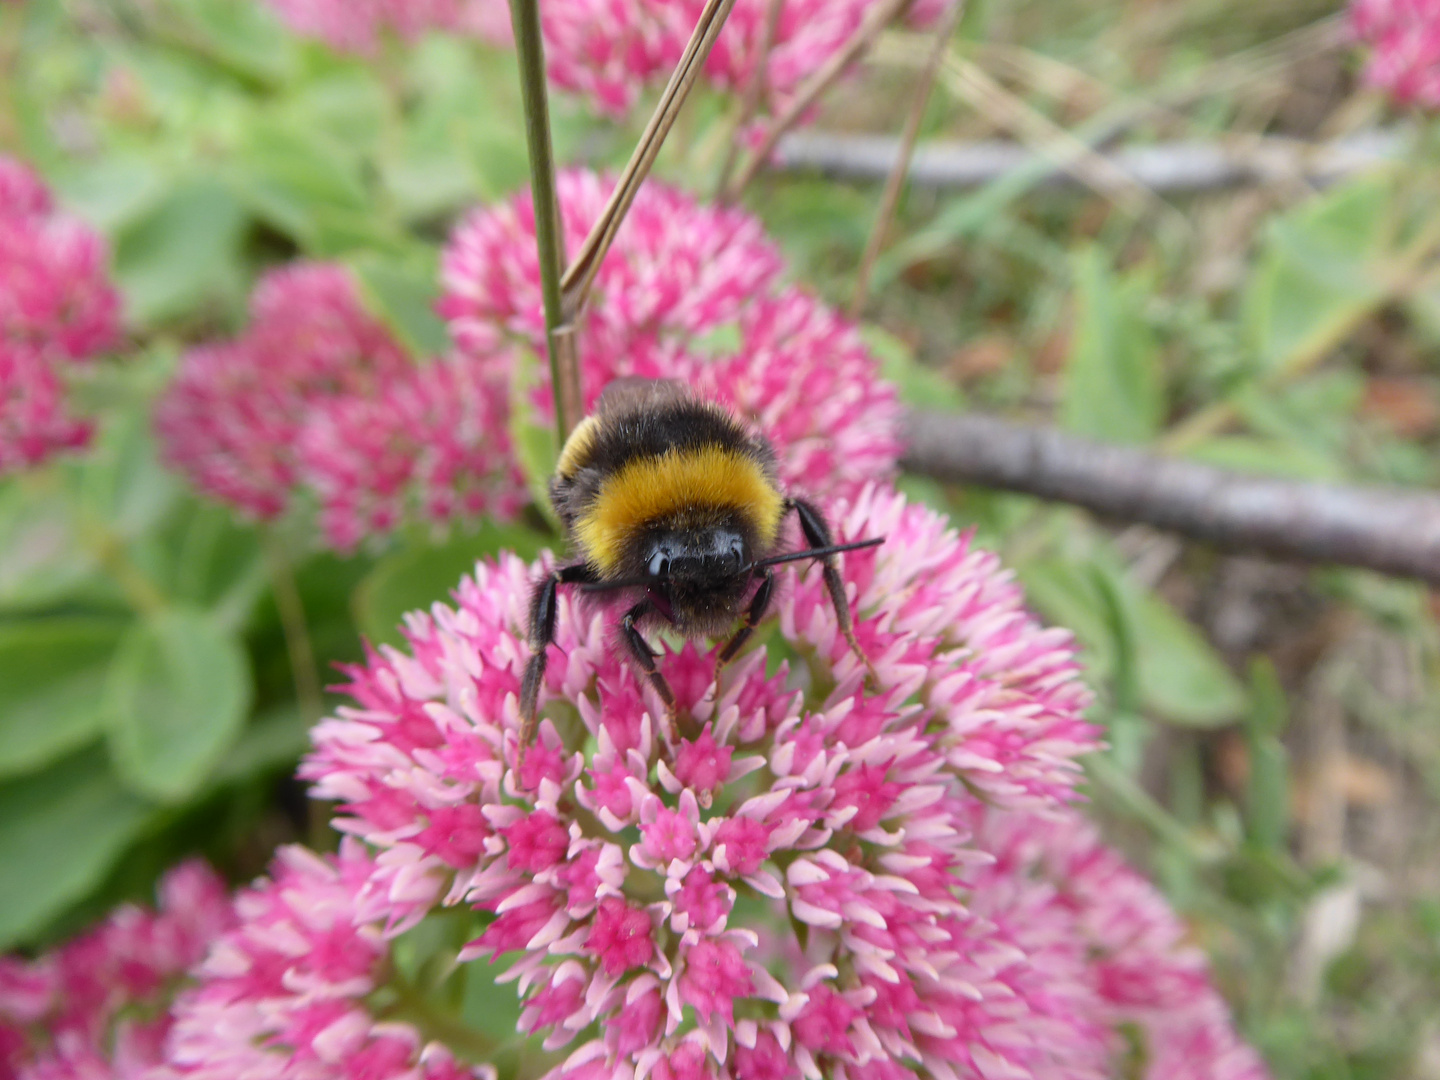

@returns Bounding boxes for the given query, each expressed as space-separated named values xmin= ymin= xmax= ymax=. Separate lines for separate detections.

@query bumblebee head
xmin=640 ymin=523 xmax=753 ymax=632
xmin=645 ymin=527 xmax=746 ymax=583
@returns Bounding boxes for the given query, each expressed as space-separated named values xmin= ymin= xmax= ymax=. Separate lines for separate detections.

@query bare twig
xmin=716 ymin=0 xmax=785 ymax=195
xmin=773 ymin=128 xmax=1406 ymax=194
xmin=850 ymin=0 xmax=964 ymax=317
xmin=507 ymin=0 xmax=582 ymax=441
xmin=841 ymin=16 xmax=1349 ymax=194
xmin=903 ymin=411 xmax=1440 ymax=585
xmin=723 ymin=0 xmax=915 ymax=200
xmin=561 ymin=0 xmax=740 ymax=319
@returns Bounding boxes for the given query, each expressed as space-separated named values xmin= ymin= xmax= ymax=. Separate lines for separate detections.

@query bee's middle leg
xmin=716 ymin=568 xmax=775 ymax=677
xmin=788 ymin=497 xmax=875 ymax=688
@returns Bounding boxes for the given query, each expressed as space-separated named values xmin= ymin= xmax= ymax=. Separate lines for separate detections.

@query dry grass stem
xmin=716 ymin=0 xmax=785 ymax=194
xmin=849 ymin=0 xmax=966 ymax=318
xmin=940 ymin=56 xmax=1184 ymax=229
xmin=722 ymin=0 xmax=916 ymax=200
xmin=560 ymin=0 xmax=741 ymax=320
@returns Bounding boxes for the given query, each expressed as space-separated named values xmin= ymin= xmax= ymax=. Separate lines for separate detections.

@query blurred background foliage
xmin=2 ymin=0 xmax=1440 ymax=1076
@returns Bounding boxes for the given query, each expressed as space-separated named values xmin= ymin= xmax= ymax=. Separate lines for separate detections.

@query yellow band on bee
xmin=576 ymin=445 xmax=785 ymax=576
xmin=556 ymin=415 xmax=600 ymax=479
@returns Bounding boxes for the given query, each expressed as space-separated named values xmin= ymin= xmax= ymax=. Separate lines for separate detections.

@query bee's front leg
xmin=519 ymin=563 xmax=597 ymax=757
xmin=621 ymin=599 xmax=677 ymax=729
xmin=715 ymin=568 xmax=775 ymax=685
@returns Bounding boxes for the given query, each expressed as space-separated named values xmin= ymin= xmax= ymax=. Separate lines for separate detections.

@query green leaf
xmin=1130 ymin=587 xmax=1247 ymax=728
xmin=355 ymin=525 xmax=550 ymax=647
xmin=52 ymin=155 xmax=167 ymax=234
xmin=860 ymin=325 xmax=965 ymax=411
xmin=393 ymin=40 xmax=530 ymax=208
xmin=105 ymin=608 xmax=252 ymax=802
xmin=283 ymin=71 xmax=388 ymax=157
xmin=0 ymin=619 xmax=127 ymax=779
xmin=75 ymin=410 xmax=183 ymax=540
xmin=210 ymin=705 xmax=311 ymax=785
xmin=351 ymin=256 xmax=451 ymax=358
xmin=462 ymin=955 xmax=524 ymax=1043
xmin=168 ymin=0 xmax=293 ymax=86
xmin=0 ymin=747 xmax=153 ymax=949
xmin=1017 ymin=557 xmax=1117 ymax=680
xmin=1243 ymin=175 xmax=1391 ymax=376
xmin=1059 ymin=247 xmax=1163 ymax=443
xmin=1020 ymin=556 xmax=1246 ymax=727
xmin=231 ymin=120 xmax=373 ymax=253
xmin=113 ymin=177 xmax=248 ymax=326
xmin=0 ymin=485 xmax=115 ymax=613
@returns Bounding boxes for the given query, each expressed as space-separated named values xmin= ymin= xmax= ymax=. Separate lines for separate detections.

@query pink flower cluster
xmin=154 ymin=261 xmax=523 ymax=549
xmin=282 ymin=482 xmax=1268 ymax=1080
xmin=970 ymin=808 xmax=1270 ymax=1080
xmin=159 ymin=841 xmax=491 ymax=1080
xmin=508 ymin=0 xmax=946 ymax=120
xmin=441 ymin=169 xmax=901 ymax=500
xmin=0 ymin=155 xmax=121 ymax=475
xmin=264 ymin=0 xmax=510 ymax=57
xmin=265 ymin=0 xmax=942 ymax=122
xmin=0 ymin=862 xmax=232 ymax=1080
xmin=1351 ymin=0 xmax=1440 ymax=107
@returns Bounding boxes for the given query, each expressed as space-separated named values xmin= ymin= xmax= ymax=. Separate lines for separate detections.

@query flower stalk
xmin=506 ymin=0 xmax=583 ymax=443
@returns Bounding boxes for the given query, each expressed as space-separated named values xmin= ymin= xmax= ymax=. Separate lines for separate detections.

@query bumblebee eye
xmin=648 ymin=551 xmax=670 ymax=579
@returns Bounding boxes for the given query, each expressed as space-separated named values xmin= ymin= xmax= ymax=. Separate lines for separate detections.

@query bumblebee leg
xmin=519 ymin=563 xmax=596 ymax=755
xmin=621 ymin=599 xmax=677 ymax=718
xmin=788 ymin=498 xmax=874 ymax=688
xmin=717 ymin=568 xmax=775 ymax=677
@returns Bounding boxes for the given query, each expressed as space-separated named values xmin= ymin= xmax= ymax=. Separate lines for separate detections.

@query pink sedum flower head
xmin=976 ymin=809 xmax=1270 ymax=1080
xmin=519 ymin=0 xmax=947 ymax=120
xmin=161 ymin=840 xmax=494 ymax=1080
xmin=0 ymin=862 xmax=233 ymax=1080
xmin=0 ymin=155 xmax=121 ymax=474
xmin=265 ymin=0 xmax=505 ymax=56
xmin=296 ymin=354 xmax=526 ymax=550
xmin=1351 ymin=0 xmax=1440 ymax=107
xmin=441 ymin=169 xmax=901 ymax=500
xmin=0 ymin=214 xmax=120 ymax=361
xmin=0 ymin=344 xmax=92 ymax=477
xmin=155 ymin=261 xmax=521 ymax=546
xmin=155 ymin=261 xmax=412 ymax=520
xmin=302 ymin=485 xmax=1137 ymax=1080
xmin=0 ymin=158 xmax=54 ymax=219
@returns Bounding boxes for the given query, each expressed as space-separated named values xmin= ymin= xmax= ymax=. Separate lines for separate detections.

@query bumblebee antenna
xmin=749 ymin=536 xmax=884 ymax=571
xmin=580 ymin=576 xmax=655 ymax=593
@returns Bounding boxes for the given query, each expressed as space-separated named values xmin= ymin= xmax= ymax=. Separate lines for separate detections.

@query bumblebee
xmin=518 ymin=378 xmax=881 ymax=749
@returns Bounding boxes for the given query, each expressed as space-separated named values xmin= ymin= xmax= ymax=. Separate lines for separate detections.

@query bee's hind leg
xmin=519 ymin=563 xmax=596 ymax=757
xmin=788 ymin=498 xmax=876 ymax=690
xmin=621 ymin=599 xmax=677 ymax=731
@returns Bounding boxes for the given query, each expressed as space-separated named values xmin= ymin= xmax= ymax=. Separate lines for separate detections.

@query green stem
xmin=0 ymin=5 xmax=18 ymax=152
xmin=507 ymin=0 xmax=581 ymax=444
xmin=384 ymin=970 xmax=499 ymax=1063
xmin=262 ymin=531 xmax=324 ymax=723
xmin=73 ymin=511 xmax=168 ymax=616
